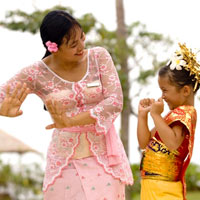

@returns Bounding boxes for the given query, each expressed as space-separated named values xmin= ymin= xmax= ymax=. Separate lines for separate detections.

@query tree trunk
xmin=116 ymin=0 xmax=132 ymax=199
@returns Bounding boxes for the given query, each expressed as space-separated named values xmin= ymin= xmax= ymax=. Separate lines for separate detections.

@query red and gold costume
xmin=140 ymin=105 xmax=197 ymax=200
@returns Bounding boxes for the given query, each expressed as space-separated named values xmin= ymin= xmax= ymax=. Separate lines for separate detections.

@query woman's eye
xmin=70 ymin=43 xmax=77 ymax=48
xmin=71 ymin=45 xmax=77 ymax=48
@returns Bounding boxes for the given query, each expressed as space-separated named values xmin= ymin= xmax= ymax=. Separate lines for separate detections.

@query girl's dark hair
xmin=40 ymin=10 xmax=82 ymax=59
xmin=159 ymin=62 xmax=200 ymax=93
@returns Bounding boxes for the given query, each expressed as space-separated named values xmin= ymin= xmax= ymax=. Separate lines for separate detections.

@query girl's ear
xmin=182 ymin=85 xmax=191 ymax=96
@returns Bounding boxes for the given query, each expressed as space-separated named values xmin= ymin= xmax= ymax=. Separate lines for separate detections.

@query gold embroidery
xmin=141 ymin=105 xmax=197 ymax=181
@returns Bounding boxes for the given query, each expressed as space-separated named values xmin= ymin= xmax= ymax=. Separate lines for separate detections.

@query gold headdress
xmin=169 ymin=43 xmax=200 ymax=91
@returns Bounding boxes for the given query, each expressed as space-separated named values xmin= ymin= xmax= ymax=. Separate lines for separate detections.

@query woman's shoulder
xmin=89 ymin=46 xmax=110 ymax=55
xmin=19 ymin=61 xmax=44 ymax=72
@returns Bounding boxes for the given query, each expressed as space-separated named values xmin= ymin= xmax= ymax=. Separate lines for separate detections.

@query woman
xmin=0 ymin=10 xmax=133 ymax=200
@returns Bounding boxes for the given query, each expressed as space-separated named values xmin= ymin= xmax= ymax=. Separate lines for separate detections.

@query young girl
xmin=137 ymin=43 xmax=200 ymax=200
xmin=0 ymin=10 xmax=133 ymax=200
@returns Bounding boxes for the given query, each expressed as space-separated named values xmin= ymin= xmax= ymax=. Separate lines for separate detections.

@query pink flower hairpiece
xmin=45 ymin=41 xmax=58 ymax=53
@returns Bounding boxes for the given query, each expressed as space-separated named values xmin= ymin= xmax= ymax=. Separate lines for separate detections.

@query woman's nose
xmin=78 ymin=40 xmax=84 ymax=50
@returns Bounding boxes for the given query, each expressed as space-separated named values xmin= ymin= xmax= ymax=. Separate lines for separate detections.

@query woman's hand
xmin=0 ymin=82 xmax=30 ymax=117
xmin=45 ymin=99 xmax=72 ymax=129
xmin=150 ymin=97 xmax=164 ymax=116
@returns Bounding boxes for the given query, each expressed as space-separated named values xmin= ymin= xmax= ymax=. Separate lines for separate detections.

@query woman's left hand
xmin=45 ymin=99 xmax=72 ymax=129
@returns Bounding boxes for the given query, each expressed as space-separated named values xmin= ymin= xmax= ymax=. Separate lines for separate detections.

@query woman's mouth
xmin=75 ymin=51 xmax=83 ymax=56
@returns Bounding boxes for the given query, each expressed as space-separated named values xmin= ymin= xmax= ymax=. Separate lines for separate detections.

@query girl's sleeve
xmin=165 ymin=106 xmax=196 ymax=135
xmin=0 ymin=65 xmax=36 ymax=104
xmin=89 ymin=47 xmax=123 ymax=135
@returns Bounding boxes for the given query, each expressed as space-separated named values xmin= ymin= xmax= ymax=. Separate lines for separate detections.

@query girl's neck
xmin=182 ymin=94 xmax=194 ymax=107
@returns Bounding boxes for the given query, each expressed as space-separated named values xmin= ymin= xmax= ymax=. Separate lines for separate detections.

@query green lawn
xmin=132 ymin=191 xmax=200 ymax=200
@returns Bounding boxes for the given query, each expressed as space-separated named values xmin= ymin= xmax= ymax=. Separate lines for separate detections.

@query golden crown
xmin=170 ymin=43 xmax=200 ymax=91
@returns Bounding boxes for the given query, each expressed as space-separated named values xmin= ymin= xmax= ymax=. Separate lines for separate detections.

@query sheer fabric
xmin=0 ymin=47 xmax=133 ymax=191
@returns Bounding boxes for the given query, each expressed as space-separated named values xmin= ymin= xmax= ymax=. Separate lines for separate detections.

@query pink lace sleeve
xmin=90 ymin=47 xmax=123 ymax=135
xmin=0 ymin=65 xmax=37 ymax=103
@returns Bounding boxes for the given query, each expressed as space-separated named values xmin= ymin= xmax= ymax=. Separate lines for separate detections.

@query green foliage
xmin=186 ymin=163 xmax=200 ymax=191
xmin=129 ymin=164 xmax=141 ymax=197
xmin=78 ymin=13 xmax=97 ymax=34
xmin=0 ymin=5 xmax=173 ymax=97
xmin=0 ymin=159 xmax=43 ymax=200
xmin=0 ymin=5 xmax=73 ymax=34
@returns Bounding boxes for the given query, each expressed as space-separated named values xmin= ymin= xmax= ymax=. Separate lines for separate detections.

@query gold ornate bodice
xmin=141 ymin=105 xmax=196 ymax=182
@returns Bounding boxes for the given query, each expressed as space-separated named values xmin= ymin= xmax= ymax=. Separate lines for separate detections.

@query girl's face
xmin=158 ymin=76 xmax=185 ymax=110
xmin=57 ymin=27 xmax=86 ymax=62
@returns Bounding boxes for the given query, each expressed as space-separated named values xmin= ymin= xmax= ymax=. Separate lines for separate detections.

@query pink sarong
xmin=43 ymin=156 xmax=125 ymax=200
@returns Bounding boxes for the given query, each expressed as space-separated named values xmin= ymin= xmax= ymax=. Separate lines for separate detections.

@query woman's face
xmin=57 ymin=27 xmax=86 ymax=62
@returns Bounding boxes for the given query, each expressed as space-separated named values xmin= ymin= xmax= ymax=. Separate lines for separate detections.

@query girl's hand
xmin=0 ymin=82 xmax=30 ymax=117
xmin=138 ymin=98 xmax=155 ymax=116
xmin=45 ymin=99 xmax=72 ymax=129
xmin=150 ymin=97 xmax=164 ymax=116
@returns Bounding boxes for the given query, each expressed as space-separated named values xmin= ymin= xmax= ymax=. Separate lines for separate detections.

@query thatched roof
xmin=0 ymin=129 xmax=40 ymax=154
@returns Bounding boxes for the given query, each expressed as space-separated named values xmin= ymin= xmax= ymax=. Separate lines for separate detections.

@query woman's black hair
xmin=159 ymin=61 xmax=200 ymax=93
xmin=40 ymin=10 xmax=82 ymax=111
xmin=40 ymin=10 xmax=82 ymax=59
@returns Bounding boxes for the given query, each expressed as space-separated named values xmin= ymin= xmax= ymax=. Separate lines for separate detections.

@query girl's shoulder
xmin=166 ymin=105 xmax=196 ymax=119
xmin=165 ymin=105 xmax=197 ymax=132
xmin=173 ymin=105 xmax=196 ymax=115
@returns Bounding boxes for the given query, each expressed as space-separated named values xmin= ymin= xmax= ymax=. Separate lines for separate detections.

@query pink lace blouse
xmin=0 ymin=47 xmax=133 ymax=191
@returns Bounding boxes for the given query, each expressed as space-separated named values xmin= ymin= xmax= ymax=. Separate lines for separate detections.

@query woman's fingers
xmin=45 ymin=99 xmax=55 ymax=114
xmin=45 ymin=123 xmax=56 ymax=130
xmin=18 ymin=83 xmax=30 ymax=102
xmin=0 ymin=98 xmax=9 ymax=115
xmin=54 ymin=101 xmax=62 ymax=115
xmin=10 ymin=82 xmax=21 ymax=99
xmin=5 ymin=82 xmax=30 ymax=104
xmin=15 ymin=110 xmax=23 ymax=116
xmin=46 ymin=100 xmax=65 ymax=114
xmin=5 ymin=85 xmax=11 ymax=98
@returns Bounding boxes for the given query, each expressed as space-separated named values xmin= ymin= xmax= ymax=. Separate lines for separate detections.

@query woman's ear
xmin=82 ymin=32 xmax=86 ymax=41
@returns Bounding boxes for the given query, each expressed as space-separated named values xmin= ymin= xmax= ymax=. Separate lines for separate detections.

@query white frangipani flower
xmin=170 ymin=53 xmax=187 ymax=70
